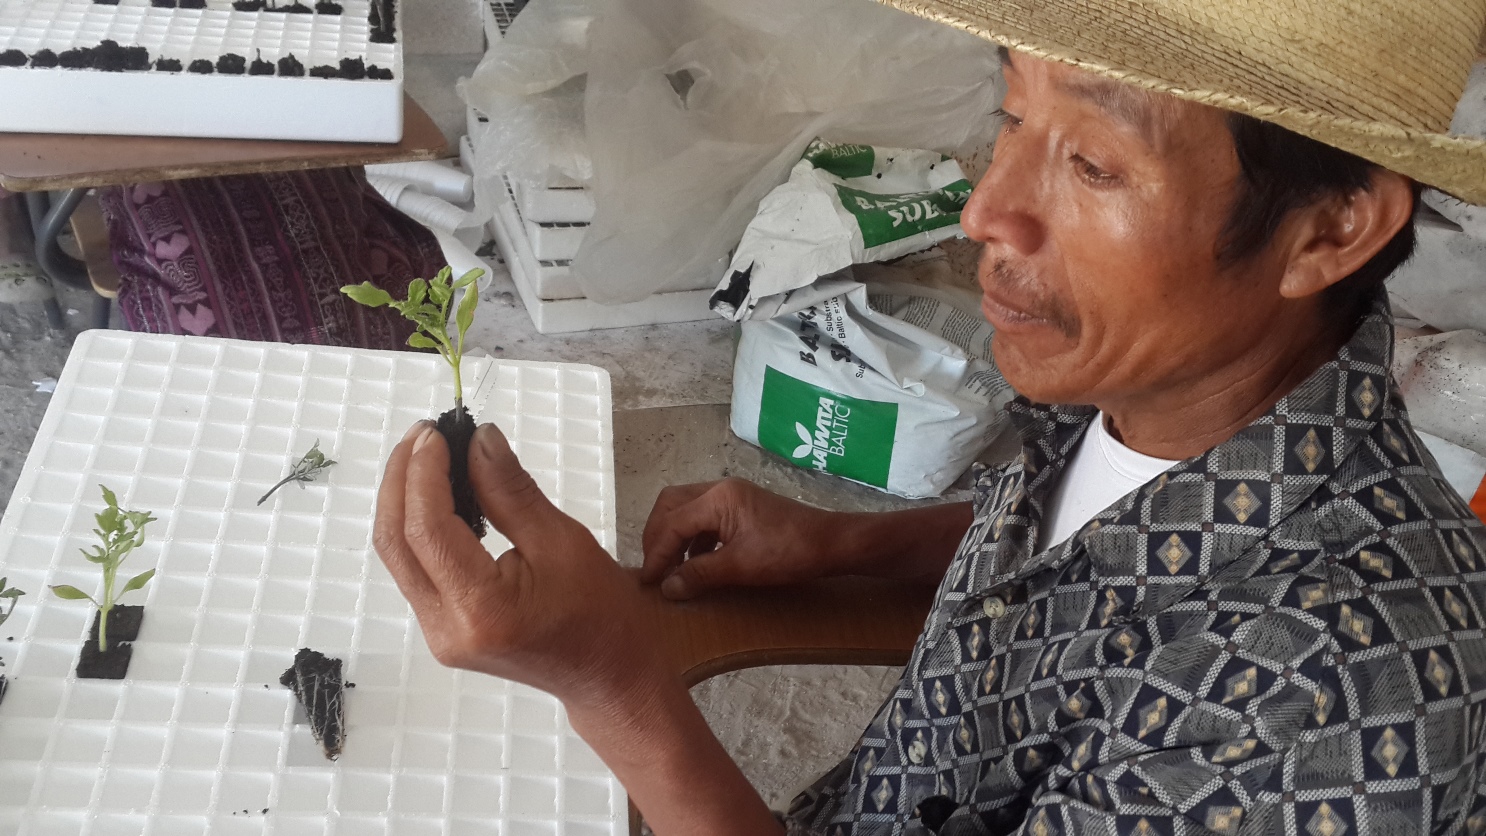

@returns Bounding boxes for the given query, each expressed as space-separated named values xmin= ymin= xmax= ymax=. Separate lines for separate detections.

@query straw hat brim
xmin=879 ymin=0 xmax=1486 ymax=206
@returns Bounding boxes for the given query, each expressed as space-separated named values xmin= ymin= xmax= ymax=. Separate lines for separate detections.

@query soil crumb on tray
xmin=438 ymin=405 xmax=487 ymax=538
xmin=280 ymin=648 xmax=346 ymax=760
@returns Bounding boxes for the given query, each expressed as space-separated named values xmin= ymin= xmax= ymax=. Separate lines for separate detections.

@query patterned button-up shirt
xmin=785 ymin=298 xmax=1486 ymax=835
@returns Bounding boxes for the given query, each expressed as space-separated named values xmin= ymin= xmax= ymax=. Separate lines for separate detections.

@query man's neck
xmin=1098 ymin=317 xmax=1354 ymax=461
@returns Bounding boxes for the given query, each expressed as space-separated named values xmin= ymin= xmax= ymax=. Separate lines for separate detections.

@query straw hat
xmin=877 ymin=0 xmax=1486 ymax=205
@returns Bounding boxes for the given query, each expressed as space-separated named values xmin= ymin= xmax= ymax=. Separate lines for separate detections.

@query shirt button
xmin=983 ymin=597 xmax=1007 ymax=618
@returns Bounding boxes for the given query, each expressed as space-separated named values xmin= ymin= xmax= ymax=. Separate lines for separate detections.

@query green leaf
xmin=50 ymin=585 xmax=94 ymax=602
xmin=341 ymin=283 xmax=395 ymax=308
xmin=82 ymin=545 xmax=109 ymax=564
xmin=99 ymin=484 xmax=118 ymax=510
xmin=407 ymin=333 xmax=439 ymax=350
xmin=454 ymin=268 xmax=484 ymax=289
xmin=120 ymin=568 xmax=155 ymax=597
xmin=407 ymin=278 xmax=428 ymax=307
xmin=95 ymin=506 xmax=119 ymax=533
xmin=455 ymin=283 xmax=478 ymax=343
xmin=427 ymin=276 xmax=451 ymax=308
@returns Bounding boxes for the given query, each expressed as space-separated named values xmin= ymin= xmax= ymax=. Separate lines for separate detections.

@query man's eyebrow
xmin=1057 ymin=75 xmax=1170 ymax=150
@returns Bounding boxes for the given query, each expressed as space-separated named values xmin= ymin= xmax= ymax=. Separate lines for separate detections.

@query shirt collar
xmin=1001 ymin=292 xmax=1396 ymax=590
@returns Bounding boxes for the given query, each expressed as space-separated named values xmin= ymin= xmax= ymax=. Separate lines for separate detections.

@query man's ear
xmin=1278 ymin=170 xmax=1415 ymax=299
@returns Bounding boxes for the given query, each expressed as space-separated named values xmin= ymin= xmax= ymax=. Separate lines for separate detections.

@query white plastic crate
xmin=0 ymin=0 xmax=403 ymax=142
xmin=490 ymin=179 xmax=718 ymax=333
xmin=0 ymin=332 xmax=624 ymax=834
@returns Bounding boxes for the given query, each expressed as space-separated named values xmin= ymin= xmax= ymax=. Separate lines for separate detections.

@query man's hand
xmin=641 ymin=479 xmax=853 ymax=600
xmin=643 ymin=479 xmax=977 ymax=598
xmin=374 ymin=422 xmax=782 ymax=835
xmin=374 ymin=420 xmax=662 ymax=712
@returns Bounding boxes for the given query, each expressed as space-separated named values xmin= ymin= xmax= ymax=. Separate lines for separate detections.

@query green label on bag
xmin=804 ymin=139 xmax=875 ymax=179
xmin=835 ymin=180 xmax=972 ymax=249
xmin=759 ymin=366 xmax=897 ymax=488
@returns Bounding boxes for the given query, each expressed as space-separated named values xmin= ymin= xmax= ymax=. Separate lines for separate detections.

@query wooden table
xmin=0 ymin=94 xmax=449 ymax=328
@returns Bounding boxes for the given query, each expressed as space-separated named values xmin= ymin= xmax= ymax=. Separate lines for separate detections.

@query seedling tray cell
xmin=0 ymin=0 xmax=402 ymax=141
xmin=0 ymin=332 xmax=622 ymax=834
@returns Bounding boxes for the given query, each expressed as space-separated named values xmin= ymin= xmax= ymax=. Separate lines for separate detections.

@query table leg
xmin=25 ymin=188 xmax=91 ymax=292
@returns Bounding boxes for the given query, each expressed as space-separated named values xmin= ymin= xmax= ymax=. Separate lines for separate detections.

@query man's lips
xmin=980 ymin=288 xmax=1049 ymax=331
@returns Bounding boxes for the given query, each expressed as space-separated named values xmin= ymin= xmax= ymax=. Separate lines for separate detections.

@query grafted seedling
xmin=341 ymin=266 xmax=483 ymax=411
xmin=259 ymin=440 xmax=337 ymax=506
xmin=50 ymin=485 xmax=157 ymax=653
xmin=342 ymin=267 xmax=488 ymax=536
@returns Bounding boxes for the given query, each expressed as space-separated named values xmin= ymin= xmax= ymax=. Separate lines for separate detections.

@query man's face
xmin=964 ymin=53 xmax=1290 ymax=407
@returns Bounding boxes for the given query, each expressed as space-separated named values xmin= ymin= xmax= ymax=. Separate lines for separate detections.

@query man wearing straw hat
xmin=373 ymin=0 xmax=1486 ymax=833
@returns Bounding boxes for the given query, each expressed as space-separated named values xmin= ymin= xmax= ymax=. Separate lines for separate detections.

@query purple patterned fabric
xmin=97 ymin=168 xmax=443 ymax=350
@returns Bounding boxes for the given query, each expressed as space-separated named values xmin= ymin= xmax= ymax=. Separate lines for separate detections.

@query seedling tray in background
xmin=0 ymin=0 xmax=402 ymax=142
xmin=0 ymin=331 xmax=623 ymax=834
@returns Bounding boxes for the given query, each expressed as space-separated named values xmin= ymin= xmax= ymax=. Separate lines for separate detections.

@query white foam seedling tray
xmin=0 ymin=331 xmax=624 ymax=835
xmin=512 ymin=182 xmax=594 ymax=226
xmin=523 ymin=220 xmax=585 ymax=263
xmin=0 ymin=0 xmax=402 ymax=142
xmin=490 ymin=178 xmax=717 ymax=334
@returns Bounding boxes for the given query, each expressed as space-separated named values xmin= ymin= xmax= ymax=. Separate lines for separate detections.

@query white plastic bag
xmin=1394 ymin=330 xmax=1486 ymax=457
xmin=572 ymin=0 xmax=1004 ymax=303
xmin=713 ymin=139 xmax=974 ymax=321
xmin=731 ymin=258 xmax=1012 ymax=498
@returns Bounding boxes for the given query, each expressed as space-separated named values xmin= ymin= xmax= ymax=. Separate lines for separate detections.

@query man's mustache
xmin=985 ymin=258 xmax=1081 ymax=338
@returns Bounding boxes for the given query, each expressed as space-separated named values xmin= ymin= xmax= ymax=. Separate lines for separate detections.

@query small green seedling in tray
xmin=50 ymin=485 xmax=157 ymax=679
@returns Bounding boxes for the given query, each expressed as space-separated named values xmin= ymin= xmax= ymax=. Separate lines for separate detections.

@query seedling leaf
xmin=120 ymin=568 xmax=156 ymax=597
xmin=341 ymin=267 xmax=486 ymax=409
xmin=50 ymin=585 xmax=94 ymax=602
xmin=340 ymin=283 xmax=394 ymax=308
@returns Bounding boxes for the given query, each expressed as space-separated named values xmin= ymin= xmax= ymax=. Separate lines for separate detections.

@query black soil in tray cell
xmin=217 ymin=53 xmax=247 ymax=75
xmin=0 ymin=50 xmax=26 ymax=67
xmin=76 ymin=605 xmax=145 ymax=680
xmin=30 ymin=49 xmax=58 ymax=68
xmin=278 ymin=54 xmax=305 ymax=77
xmin=188 ymin=59 xmax=215 ymax=75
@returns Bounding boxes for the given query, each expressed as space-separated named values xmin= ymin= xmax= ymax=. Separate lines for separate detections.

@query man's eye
xmin=993 ymin=108 xmax=1023 ymax=132
xmin=1072 ymin=155 xmax=1118 ymax=185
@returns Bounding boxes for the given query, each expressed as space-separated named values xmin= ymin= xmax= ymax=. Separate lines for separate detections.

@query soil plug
xmin=0 ymin=578 xmax=23 ymax=705
xmin=259 ymin=440 xmax=337 ymax=506
xmin=50 ymin=485 xmax=157 ymax=679
xmin=341 ymin=268 xmax=486 ymax=535
xmin=280 ymin=648 xmax=346 ymax=760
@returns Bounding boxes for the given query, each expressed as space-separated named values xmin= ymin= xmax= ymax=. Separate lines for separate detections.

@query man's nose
xmin=960 ymin=137 xmax=1046 ymax=256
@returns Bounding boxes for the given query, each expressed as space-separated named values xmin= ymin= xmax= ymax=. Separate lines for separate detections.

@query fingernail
xmin=413 ymin=425 xmax=437 ymax=452
xmin=403 ymin=420 xmax=431 ymax=442
xmin=661 ymin=575 xmax=686 ymax=599
xmin=475 ymin=424 xmax=498 ymax=456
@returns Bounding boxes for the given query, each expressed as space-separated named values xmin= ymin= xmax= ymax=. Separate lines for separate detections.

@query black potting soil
xmin=338 ymin=57 xmax=365 ymax=80
xmin=77 ymin=605 xmax=145 ymax=680
xmin=31 ymin=49 xmax=58 ymax=68
xmin=188 ymin=59 xmax=214 ymax=74
xmin=92 ymin=40 xmax=149 ymax=72
xmin=249 ymin=55 xmax=274 ymax=75
xmin=232 ymin=0 xmax=266 ymax=9
xmin=155 ymin=57 xmax=183 ymax=72
xmin=277 ymin=54 xmax=305 ymax=77
xmin=280 ymin=648 xmax=345 ymax=760
xmin=315 ymin=1 xmax=343 ymax=12
xmin=437 ymin=405 xmax=487 ymax=538
xmin=58 ymin=48 xmax=94 ymax=69
xmin=309 ymin=64 xmax=338 ymax=79
xmin=275 ymin=1 xmax=313 ymax=12
xmin=368 ymin=0 xmax=397 ymax=43
xmin=366 ymin=64 xmax=393 ymax=80
xmin=179 ymin=0 xmax=205 ymax=7
xmin=0 ymin=50 xmax=26 ymax=67
xmin=150 ymin=0 xmax=177 ymax=7
xmin=217 ymin=53 xmax=247 ymax=75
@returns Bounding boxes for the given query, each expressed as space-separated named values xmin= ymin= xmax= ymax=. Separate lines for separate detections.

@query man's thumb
xmin=660 ymin=549 xmax=739 ymax=600
xmin=469 ymin=423 xmax=565 ymax=549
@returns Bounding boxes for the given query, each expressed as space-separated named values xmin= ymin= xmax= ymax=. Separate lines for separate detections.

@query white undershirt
xmin=1036 ymin=412 xmax=1180 ymax=551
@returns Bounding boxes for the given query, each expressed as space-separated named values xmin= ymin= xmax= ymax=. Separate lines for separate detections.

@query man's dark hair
xmin=1219 ymin=113 xmax=1422 ymax=323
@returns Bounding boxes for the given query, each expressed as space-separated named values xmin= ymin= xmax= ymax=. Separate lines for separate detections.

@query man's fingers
xmin=373 ymin=422 xmax=440 ymax=607
xmin=640 ymin=488 xmax=729 ymax=583
xmin=469 ymin=423 xmax=571 ymax=553
xmin=640 ymin=483 xmax=714 ymax=581
xmin=403 ymin=424 xmax=497 ymax=594
xmin=660 ymin=547 xmax=744 ymax=600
